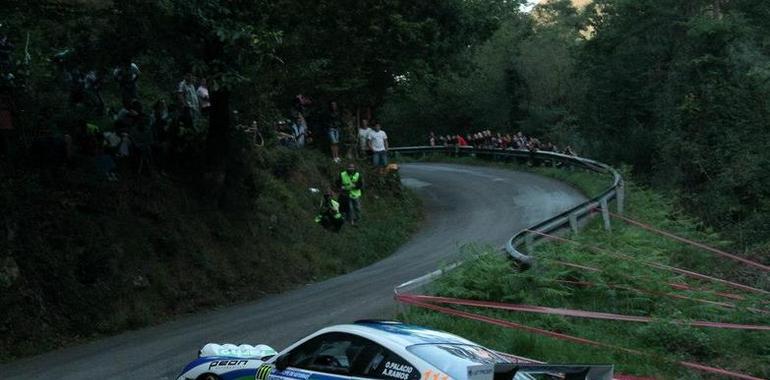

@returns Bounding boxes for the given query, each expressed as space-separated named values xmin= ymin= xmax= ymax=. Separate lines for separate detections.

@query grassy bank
xmin=0 ymin=148 xmax=422 ymax=360
xmin=398 ymin=160 xmax=769 ymax=379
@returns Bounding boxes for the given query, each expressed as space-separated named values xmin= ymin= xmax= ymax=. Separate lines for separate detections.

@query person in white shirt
xmin=177 ymin=72 xmax=200 ymax=128
xmin=196 ymin=78 xmax=211 ymax=116
xmin=291 ymin=113 xmax=309 ymax=148
xmin=367 ymin=121 xmax=388 ymax=169
xmin=357 ymin=119 xmax=373 ymax=159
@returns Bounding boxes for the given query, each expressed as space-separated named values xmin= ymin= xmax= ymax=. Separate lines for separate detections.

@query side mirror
xmin=275 ymin=355 xmax=289 ymax=371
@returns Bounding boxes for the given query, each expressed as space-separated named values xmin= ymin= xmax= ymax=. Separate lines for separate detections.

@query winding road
xmin=1 ymin=163 xmax=586 ymax=380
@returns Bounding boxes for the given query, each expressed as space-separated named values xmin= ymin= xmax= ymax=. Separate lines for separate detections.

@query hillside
xmin=0 ymin=148 xmax=421 ymax=360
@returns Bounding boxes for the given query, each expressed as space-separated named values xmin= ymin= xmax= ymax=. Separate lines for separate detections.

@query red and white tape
xmin=399 ymin=294 xmax=770 ymax=331
xmin=607 ymin=212 xmax=770 ymax=272
xmin=396 ymin=294 xmax=765 ymax=380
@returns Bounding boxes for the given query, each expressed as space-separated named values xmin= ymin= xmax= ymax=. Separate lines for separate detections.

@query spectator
xmin=113 ymin=59 xmax=140 ymax=105
xmin=114 ymin=99 xmax=145 ymax=158
xmin=290 ymin=113 xmax=309 ymax=148
xmin=357 ymin=118 xmax=372 ymax=159
xmin=0 ymin=33 xmax=12 ymax=74
xmin=527 ymin=137 xmax=541 ymax=166
xmin=149 ymin=99 xmax=171 ymax=172
xmin=129 ymin=107 xmax=153 ymax=176
xmin=315 ymin=190 xmax=344 ymax=232
xmin=197 ymin=77 xmax=211 ymax=116
xmin=326 ymin=100 xmax=342 ymax=162
xmin=291 ymin=93 xmax=312 ymax=117
xmin=343 ymin=109 xmax=358 ymax=160
xmin=150 ymin=99 xmax=170 ymax=141
xmin=339 ymin=163 xmax=363 ymax=225
xmin=456 ymin=134 xmax=468 ymax=147
xmin=276 ymin=119 xmax=296 ymax=148
xmin=368 ymin=121 xmax=388 ymax=171
xmin=65 ymin=67 xmax=86 ymax=106
xmin=177 ymin=72 xmax=200 ymax=129
xmin=94 ymin=134 xmax=119 ymax=182
xmin=115 ymin=98 xmax=142 ymax=131
xmin=429 ymin=131 xmax=436 ymax=146
xmin=84 ymin=69 xmax=105 ymax=116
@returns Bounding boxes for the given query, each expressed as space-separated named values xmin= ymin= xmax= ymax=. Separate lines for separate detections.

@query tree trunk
xmin=206 ymin=89 xmax=230 ymax=168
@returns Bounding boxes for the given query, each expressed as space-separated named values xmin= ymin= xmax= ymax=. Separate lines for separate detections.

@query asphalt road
xmin=1 ymin=163 xmax=586 ymax=380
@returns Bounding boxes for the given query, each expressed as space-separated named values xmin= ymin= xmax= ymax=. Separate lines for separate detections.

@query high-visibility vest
xmin=330 ymin=199 xmax=342 ymax=219
xmin=316 ymin=199 xmax=342 ymax=222
xmin=340 ymin=171 xmax=362 ymax=199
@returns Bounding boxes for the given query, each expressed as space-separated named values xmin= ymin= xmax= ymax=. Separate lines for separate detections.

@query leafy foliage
xmin=384 ymin=0 xmax=770 ymax=250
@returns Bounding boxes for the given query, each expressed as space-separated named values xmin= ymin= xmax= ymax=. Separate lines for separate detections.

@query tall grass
xmin=399 ymin=163 xmax=769 ymax=379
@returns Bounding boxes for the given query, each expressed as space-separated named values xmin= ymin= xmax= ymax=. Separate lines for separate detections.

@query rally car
xmin=177 ymin=320 xmax=613 ymax=380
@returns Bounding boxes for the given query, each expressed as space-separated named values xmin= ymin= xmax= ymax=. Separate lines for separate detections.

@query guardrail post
xmin=397 ymin=297 xmax=407 ymax=322
xmin=525 ymin=233 xmax=534 ymax=252
xmin=600 ymin=197 xmax=611 ymax=232
xmin=616 ymin=181 xmax=625 ymax=215
xmin=569 ymin=212 xmax=579 ymax=235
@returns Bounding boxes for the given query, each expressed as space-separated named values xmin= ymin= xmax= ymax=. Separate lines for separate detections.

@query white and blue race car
xmin=176 ymin=320 xmax=613 ymax=380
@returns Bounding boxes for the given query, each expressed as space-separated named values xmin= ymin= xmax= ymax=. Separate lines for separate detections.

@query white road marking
xmin=401 ymin=177 xmax=432 ymax=189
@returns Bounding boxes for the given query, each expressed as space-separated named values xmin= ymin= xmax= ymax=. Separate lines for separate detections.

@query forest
xmin=1 ymin=0 xmax=769 ymax=364
xmin=384 ymin=0 xmax=770 ymax=253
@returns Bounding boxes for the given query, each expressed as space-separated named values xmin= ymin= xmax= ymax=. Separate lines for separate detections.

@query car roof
xmin=324 ymin=321 xmax=479 ymax=348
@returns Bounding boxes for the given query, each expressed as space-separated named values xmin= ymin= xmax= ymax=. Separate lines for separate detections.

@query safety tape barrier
xmin=391 ymin=147 xmax=766 ymax=378
xmin=527 ymin=229 xmax=770 ymax=296
xmin=548 ymin=261 xmax=770 ymax=313
xmin=394 ymin=294 xmax=764 ymax=380
xmin=552 ymin=279 xmax=770 ymax=315
xmin=668 ymin=282 xmax=770 ymax=305
xmin=398 ymin=294 xmax=770 ymax=331
xmin=607 ymin=211 xmax=770 ymax=272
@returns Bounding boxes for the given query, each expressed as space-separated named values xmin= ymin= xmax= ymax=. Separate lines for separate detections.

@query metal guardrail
xmin=391 ymin=145 xmax=624 ymax=266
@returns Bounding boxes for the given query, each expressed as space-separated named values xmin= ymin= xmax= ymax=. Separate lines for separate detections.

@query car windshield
xmin=407 ymin=344 xmax=534 ymax=380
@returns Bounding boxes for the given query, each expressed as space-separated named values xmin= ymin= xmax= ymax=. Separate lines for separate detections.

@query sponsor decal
xmin=381 ymin=361 xmax=414 ymax=380
xmin=208 ymin=359 xmax=248 ymax=370
xmin=466 ymin=365 xmax=493 ymax=380
xmin=270 ymin=369 xmax=311 ymax=379
xmin=256 ymin=363 xmax=274 ymax=380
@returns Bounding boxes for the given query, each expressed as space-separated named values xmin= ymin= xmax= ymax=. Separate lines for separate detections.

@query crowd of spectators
xmin=430 ymin=129 xmax=576 ymax=156
xmin=276 ymin=95 xmax=390 ymax=171
xmin=73 ymin=65 xmax=211 ymax=181
xmin=37 ymin=52 xmax=215 ymax=181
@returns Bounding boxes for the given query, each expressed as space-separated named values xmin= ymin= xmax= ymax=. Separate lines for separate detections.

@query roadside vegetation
xmin=0 ymin=148 xmax=421 ymax=360
xmin=400 ymin=164 xmax=769 ymax=379
xmin=1 ymin=0 xmax=512 ymax=361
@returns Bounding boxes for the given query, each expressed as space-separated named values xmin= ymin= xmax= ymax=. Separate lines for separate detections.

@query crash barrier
xmin=391 ymin=146 xmax=624 ymax=265
xmin=394 ymin=293 xmax=765 ymax=380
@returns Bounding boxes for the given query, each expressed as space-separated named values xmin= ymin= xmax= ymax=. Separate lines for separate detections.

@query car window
xmin=284 ymin=333 xmax=356 ymax=374
xmin=281 ymin=332 xmax=419 ymax=379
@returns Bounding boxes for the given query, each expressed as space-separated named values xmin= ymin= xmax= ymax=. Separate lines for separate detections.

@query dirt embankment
xmin=0 ymin=148 xmax=421 ymax=360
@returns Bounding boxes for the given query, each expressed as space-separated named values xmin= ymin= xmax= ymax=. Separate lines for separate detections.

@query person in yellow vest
xmin=315 ymin=190 xmax=344 ymax=232
xmin=339 ymin=163 xmax=364 ymax=225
